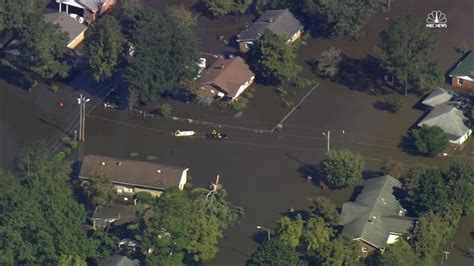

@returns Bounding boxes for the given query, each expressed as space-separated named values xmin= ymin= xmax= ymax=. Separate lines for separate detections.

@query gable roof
xmin=79 ymin=154 xmax=187 ymax=190
xmin=92 ymin=205 xmax=135 ymax=222
xmin=199 ymin=57 xmax=254 ymax=98
xmin=56 ymin=0 xmax=104 ymax=12
xmin=237 ymin=9 xmax=303 ymax=42
xmin=417 ymin=103 xmax=470 ymax=141
xmin=421 ymin=87 xmax=453 ymax=107
xmin=339 ymin=175 xmax=416 ymax=249
xmin=99 ymin=255 xmax=139 ymax=266
xmin=44 ymin=12 xmax=87 ymax=45
xmin=449 ymin=51 xmax=474 ymax=78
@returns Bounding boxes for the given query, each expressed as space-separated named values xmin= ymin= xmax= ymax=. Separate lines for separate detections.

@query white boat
xmin=174 ymin=130 xmax=195 ymax=137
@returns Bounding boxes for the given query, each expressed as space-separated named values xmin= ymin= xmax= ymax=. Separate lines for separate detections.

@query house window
xmin=457 ymin=78 xmax=464 ymax=85
xmin=361 ymin=247 xmax=368 ymax=253
xmin=123 ymin=187 xmax=134 ymax=193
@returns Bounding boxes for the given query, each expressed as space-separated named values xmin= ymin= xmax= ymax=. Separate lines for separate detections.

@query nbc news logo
xmin=426 ymin=10 xmax=447 ymax=28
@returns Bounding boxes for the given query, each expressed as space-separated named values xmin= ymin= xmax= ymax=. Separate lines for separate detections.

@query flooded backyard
xmin=0 ymin=0 xmax=473 ymax=265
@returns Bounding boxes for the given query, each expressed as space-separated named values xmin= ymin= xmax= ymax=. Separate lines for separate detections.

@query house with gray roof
xmin=56 ymin=0 xmax=115 ymax=22
xmin=421 ymin=87 xmax=453 ymax=108
xmin=236 ymin=9 xmax=303 ymax=52
xmin=339 ymin=175 xmax=416 ymax=255
xmin=449 ymin=51 xmax=474 ymax=91
xmin=417 ymin=103 xmax=472 ymax=145
xmin=44 ymin=12 xmax=87 ymax=49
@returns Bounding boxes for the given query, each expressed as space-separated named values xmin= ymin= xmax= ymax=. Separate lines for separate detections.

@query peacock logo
xmin=426 ymin=10 xmax=447 ymax=28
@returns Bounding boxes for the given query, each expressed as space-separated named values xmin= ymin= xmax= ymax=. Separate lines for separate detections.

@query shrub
xmin=159 ymin=103 xmax=172 ymax=118
xmin=63 ymin=147 xmax=72 ymax=156
xmin=231 ymin=98 xmax=249 ymax=111
xmin=383 ymin=93 xmax=404 ymax=112
xmin=68 ymin=140 xmax=78 ymax=149
xmin=320 ymin=149 xmax=365 ymax=188
xmin=244 ymin=89 xmax=255 ymax=99
xmin=51 ymin=84 xmax=60 ymax=93
xmin=294 ymin=78 xmax=314 ymax=90
xmin=146 ymin=155 xmax=158 ymax=161
xmin=135 ymin=191 xmax=153 ymax=204
xmin=410 ymin=125 xmax=449 ymax=157
xmin=317 ymin=47 xmax=342 ymax=77
xmin=129 ymin=152 xmax=139 ymax=158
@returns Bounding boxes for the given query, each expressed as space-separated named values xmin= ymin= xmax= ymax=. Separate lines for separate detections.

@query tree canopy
xmin=375 ymin=15 xmax=443 ymax=94
xmin=410 ymin=125 xmax=448 ymax=157
xmin=203 ymin=0 xmax=252 ymax=17
xmin=124 ymin=6 xmax=200 ymax=103
xmin=0 ymin=141 xmax=96 ymax=264
xmin=320 ymin=149 xmax=365 ymax=188
xmin=87 ymin=15 xmax=124 ymax=82
xmin=308 ymin=196 xmax=339 ymax=225
xmin=248 ymin=31 xmax=301 ymax=84
xmin=247 ymin=238 xmax=307 ymax=266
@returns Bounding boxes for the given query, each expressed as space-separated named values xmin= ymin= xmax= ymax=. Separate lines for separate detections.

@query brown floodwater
xmin=0 ymin=0 xmax=473 ymax=265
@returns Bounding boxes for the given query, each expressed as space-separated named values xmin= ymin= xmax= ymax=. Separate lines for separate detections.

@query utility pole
xmin=77 ymin=94 xmax=90 ymax=142
xmin=322 ymin=130 xmax=331 ymax=152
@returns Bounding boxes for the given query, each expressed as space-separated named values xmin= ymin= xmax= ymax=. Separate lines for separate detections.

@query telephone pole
xmin=77 ymin=94 xmax=90 ymax=142
xmin=322 ymin=130 xmax=330 ymax=152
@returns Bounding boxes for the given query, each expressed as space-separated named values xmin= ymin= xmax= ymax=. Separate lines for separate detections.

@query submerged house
xmin=418 ymin=88 xmax=472 ymax=145
xmin=448 ymin=51 xmax=474 ymax=92
xmin=339 ymin=175 xmax=416 ymax=255
xmin=44 ymin=12 xmax=88 ymax=49
xmin=56 ymin=0 xmax=115 ymax=22
xmin=236 ymin=9 xmax=303 ymax=52
xmin=79 ymin=154 xmax=189 ymax=197
xmin=198 ymin=56 xmax=255 ymax=101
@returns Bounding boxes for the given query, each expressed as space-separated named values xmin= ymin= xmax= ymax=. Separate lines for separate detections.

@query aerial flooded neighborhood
xmin=0 ymin=0 xmax=473 ymax=265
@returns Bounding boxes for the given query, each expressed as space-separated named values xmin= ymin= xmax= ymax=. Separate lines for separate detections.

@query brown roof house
xmin=56 ymin=0 xmax=116 ymax=22
xmin=44 ymin=12 xmax=88 ymax=49
xmin=448 ymin=51 xmax=474 ymax=92
xmin=79 ymin=154 xmax=189 ymax=197
xmin=198 ymin=56 xmax=255 ymax=101
xmin=339 ymin=175 xmax=416 ymax=256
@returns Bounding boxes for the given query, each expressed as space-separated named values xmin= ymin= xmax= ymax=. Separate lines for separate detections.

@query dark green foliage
xmin=382 ymin=239 xmax=418 ymax=266
xmin=410 ymin=125 xmax=448 ymax=157
xmin=446 ymin=159 xmax=474 ymax=214
xmin=303 ymin=0 xmax=379 ymax=39
xmin=294 ymin=78 xmax=314 ymax=90
xmin=124 ymin=7 xmax=200 ymax=103
xmin=247 ymin=238 xmax=307 ymax=266
xmin=81 ymin=174 xmax=117 ymax=207
xmin=315 ymin=235 xmax=360 ymax=266
xmin=159 ymin=103 xmax=172 ymax=118
xmin=276 ymin=215 xmax=305 ymax=248
xmin=302 ymin=217 xmax=333 ymax=253
xmin=230 ymin=97 xmax=249 ymax=111
xmin=248 ymin=31 xmax=301 ymax=84
xmin=135 ymin=191 xmax=153 ymax=204
xmin=374 ymin=15 xmax=442 ymax=94
xmin=0 ymin=0 xmax=46 ymax=32
xmin=383 ymin=93 xmax=404 ymax=113
xmin=203 ymin=0 xmax=252 ymax=17
xmin=0 ymin=141 xmax=96 ymax=264
xmin=320 ymin=149 xmax=365 ymax=188
xmin=413 ymin=213 xmax=447 ymax=261
xmin=410 ymin=167 xmax=448 ymax=214
xmin=136 ymin=187 xmax=243 ymax=264
xmin=87 ymin=15 xmax=124 ymax=82
xmin=308 ymin=196 xmax=339 ymax=224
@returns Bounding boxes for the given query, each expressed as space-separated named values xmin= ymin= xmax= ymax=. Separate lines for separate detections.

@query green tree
xmin=381 ymin=239 xmax=418 ymax=266
xmin=374 ymin=15 xmax=442 ymax=94
xmin=303 ymin=0 xmax=379 ymax=39
xmin=0 ymin=142 xmax=96 ymax=265
xmin=0 ymin=0 xmax=45 ymax=32
xmin=124 ymin=7 xmax=200 ymax=103
xmin=247 ymin=238 xmax=306 ymax=266
xmin=316 ymin=47 xmax=342 ymax=77
xmin=380 ymin=158 xmax=404 ymax=178
xmin=315 ymin=236 xmax=360 ymax=266
xmin=82 ymin=173 xmax=117 ymax=207
xmin=308 ymin=196 xmax=339 ymax=224
xmin=15 ymin=14 xmax=70 ymax=79
xmin=302 ymin=217 xmax=332 ymax=253
xmin=58 ymin=255 xmax=87 ymax=266
xmin=412 ymin=167 xmax=448 ymax=214
xmin=248 ymin=31 xmax=301 ymax=84
xmin=410 ymin=125 xmax=448 ymax=157
xmin=447 ymin=159 xmax=474 ymax=214
xmin=383 ymin=93 xmax=405 ymax=113
xmin=203 ymin=0 xmax=252 ymax=17
xmin=320 ymin=149 xmax=365 ymax=188
xmin=87 ymin=15 xmax=124 ymax=82
xmin=414 ymin=213 xmax=447 ymax=262
xmin=276 ymin=215 xmax=304 ymax=248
